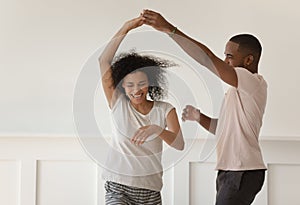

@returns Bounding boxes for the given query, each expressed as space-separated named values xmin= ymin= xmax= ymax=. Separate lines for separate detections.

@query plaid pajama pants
xmin=105 ymin=181 xmax=162 ymax=205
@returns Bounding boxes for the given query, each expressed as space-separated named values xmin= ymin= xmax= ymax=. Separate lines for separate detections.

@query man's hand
xmin=182 ymin=105 xmax=201 ymax=122
xmin=142 ymin=9 xmax=174 ymax=33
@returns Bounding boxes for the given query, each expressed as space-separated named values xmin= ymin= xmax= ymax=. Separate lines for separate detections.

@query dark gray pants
xmin=216 ymin=170 xmax=265 ymax=205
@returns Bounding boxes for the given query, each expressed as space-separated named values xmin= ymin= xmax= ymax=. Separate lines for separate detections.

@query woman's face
xmin=122 ymin=71 xmax=149 ymax=104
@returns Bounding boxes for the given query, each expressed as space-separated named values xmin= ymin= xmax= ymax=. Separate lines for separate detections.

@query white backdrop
xmin=1 ymin=0 xmax=300 ymax=138
xmin=1 ymin=1 xmax=300 ymax=205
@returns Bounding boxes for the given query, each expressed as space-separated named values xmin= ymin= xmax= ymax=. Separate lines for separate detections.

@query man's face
xmin=224 ymin=41 xmax=245 ymax=68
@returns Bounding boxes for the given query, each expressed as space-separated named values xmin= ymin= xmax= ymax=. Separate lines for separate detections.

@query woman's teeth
xmin=132 ymin=93 xmax=142 ymax=98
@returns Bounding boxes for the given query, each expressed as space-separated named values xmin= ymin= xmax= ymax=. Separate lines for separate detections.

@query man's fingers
xmin=142 ymin=12 xmax=151 ymax=18
xmin=182 ymin=111 xmax=188 ymax=119
xmin=143 ymin=19 xmax=155 ymax=26
xmin=142 ymin=10 xmax=159 ymax=21
xmin=142 ymin=12 xmax=155 ymax=20
xmin=143 ymin=9 xmax=157 ymax=15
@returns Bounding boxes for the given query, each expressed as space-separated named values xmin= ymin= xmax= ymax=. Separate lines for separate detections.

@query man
xmin=142 ymin=9 xmax=267 ymax=205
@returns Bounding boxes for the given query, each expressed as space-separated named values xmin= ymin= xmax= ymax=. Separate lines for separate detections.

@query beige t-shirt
xmin=102 ymin=94 xmax=174 ymax=191
xmin=215 ymin=67 xmax=267 ymax=171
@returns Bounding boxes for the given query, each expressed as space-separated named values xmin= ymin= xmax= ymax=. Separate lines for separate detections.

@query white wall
xmin=1 ymin=0 xmax=300 ymax=137
xmin=1 ymin=0 xmax=300 ymax=205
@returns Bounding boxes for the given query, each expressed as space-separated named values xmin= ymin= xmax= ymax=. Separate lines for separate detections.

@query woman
xmin=99 ymin=14 xmax=184 ymax=205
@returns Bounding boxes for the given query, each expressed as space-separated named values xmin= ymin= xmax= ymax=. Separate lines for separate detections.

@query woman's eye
xmin=139 ymin=83 xmax=146 ymax=87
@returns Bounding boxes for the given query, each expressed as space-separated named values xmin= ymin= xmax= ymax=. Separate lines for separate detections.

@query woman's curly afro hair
xmin=111 ymin=50 xmax=176 ymax=101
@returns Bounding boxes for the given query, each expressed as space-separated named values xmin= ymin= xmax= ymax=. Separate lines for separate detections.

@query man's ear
xmin=244 ymin=55 xmax=254 ymax=67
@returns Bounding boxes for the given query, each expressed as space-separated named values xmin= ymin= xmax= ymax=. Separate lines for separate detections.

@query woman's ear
xmin=244 ymin=55 xmax=254 ymax=67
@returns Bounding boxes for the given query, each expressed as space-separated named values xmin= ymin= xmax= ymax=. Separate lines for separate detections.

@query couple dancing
xmin=99 ymin=9 xmax=267 ymax=205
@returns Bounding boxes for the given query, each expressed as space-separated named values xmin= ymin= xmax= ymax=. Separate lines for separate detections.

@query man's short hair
xmin=230 ymin=34 xmax=262 ymax=58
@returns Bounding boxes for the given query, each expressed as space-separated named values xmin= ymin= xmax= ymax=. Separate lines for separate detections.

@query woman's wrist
xmin=121 ymin=20 xmax=135 ymax=34
xmin=152 ymin=124 xmax=163 ymax=135
xmin=121 ymin=24 xmax=131 ymax=34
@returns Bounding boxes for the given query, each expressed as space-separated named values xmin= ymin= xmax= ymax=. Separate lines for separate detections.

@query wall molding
xmin=1 ymin=136 xmax=300 ymax=205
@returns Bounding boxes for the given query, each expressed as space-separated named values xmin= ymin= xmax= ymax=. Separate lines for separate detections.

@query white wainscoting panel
xmin=0 ymin=137 xmax=300 ymax=205
xmin=190 ymin=162 xmax=217 ymax=205
xmin=36 ymin=160 xmax=97 ymax=205
xmin=0 ymin=160 xmax=20 ymax=205
xmin=161 ymin=166 xmax=173 ymax=205
xmin=268 ymin=164 xmax=300 ymax=205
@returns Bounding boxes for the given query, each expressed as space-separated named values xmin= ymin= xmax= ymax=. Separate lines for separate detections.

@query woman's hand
xmin=131 ymin=125 xmax=163 ymax=145
xmin=182 ymin=105 xmax=201 ymax=122
xmin=122 ymin=14 xmax=145 ymax=33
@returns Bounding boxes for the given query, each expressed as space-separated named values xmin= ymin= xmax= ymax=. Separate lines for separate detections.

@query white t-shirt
xmin=102 ymin=94 xmax=174 ymax=191
xmin=215 ymin=67 xmax=267 ymax=171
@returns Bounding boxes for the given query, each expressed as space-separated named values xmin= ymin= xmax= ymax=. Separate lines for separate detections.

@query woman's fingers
xmin=131 ymin=129 xmax=147 ymax=145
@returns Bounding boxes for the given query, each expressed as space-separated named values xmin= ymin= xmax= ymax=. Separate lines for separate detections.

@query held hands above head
xmin=141 ymin=9 xmax=238 ymax=87
xmin=141 ymin=9 xmax=174 ymax=34
xmin=121 ymin=10 xmax=174 ymax=34
xmin=122 ymin=14 xmax=145 ymax=33
xmin=182 ymin=105 xmax=201 ymax=123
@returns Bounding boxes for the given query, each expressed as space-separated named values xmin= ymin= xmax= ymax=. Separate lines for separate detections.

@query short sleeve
xmin=111 ymin=93 xmax=126 ymax=112
xmin=236 ymin=67 xmax=263 ymax=95
xmin=164 ymin=102 xmax=175 ymax=119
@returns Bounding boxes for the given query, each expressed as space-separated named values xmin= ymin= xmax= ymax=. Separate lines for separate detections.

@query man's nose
xmin=224 ymin=58 xmax=230 ymax=64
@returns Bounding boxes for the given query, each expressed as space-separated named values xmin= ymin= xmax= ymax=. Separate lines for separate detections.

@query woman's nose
xmin=133 ymin=85 xmax=142 ymax=93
